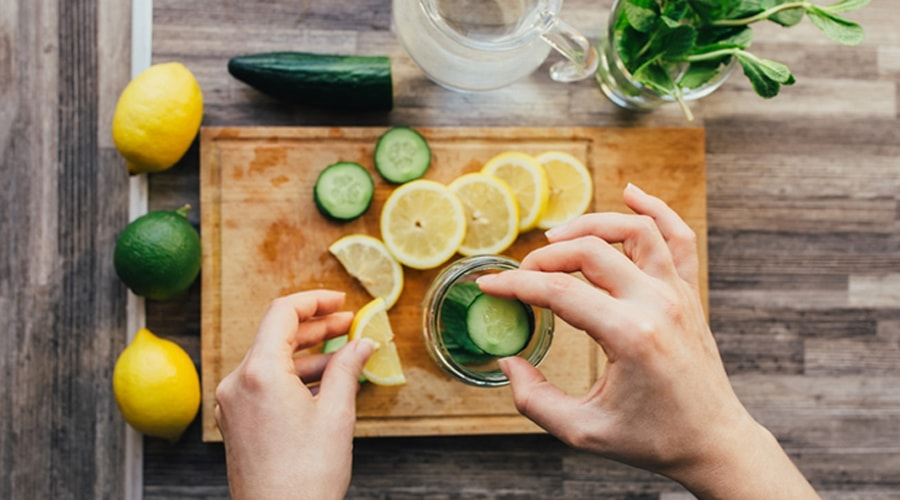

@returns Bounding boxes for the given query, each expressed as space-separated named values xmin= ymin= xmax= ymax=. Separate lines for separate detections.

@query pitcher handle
xmin=540 ymin=18 xmax=599 ymax=83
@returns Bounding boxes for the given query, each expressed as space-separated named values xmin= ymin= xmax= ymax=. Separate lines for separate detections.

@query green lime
xmin=114 ymin=205 xmax=201 ymax=300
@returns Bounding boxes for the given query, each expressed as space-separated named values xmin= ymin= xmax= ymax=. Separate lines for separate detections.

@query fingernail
xmin=626 ymin=182 xmax=646 ymax=195
xmin=544 ymin=225 xmax=564 ymax=239
xmin=475 ymin=274 xmax=497 ymax=286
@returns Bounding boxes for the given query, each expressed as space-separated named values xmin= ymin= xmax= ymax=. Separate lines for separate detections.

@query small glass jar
xmin=422 ymin=255 xmax=554 ymax=387
xmin=594 ymin=0 xmax=736 ymax=116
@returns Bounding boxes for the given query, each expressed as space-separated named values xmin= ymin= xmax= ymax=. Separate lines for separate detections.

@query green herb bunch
xmin=614 ymin=0 xmax=869 ymax=119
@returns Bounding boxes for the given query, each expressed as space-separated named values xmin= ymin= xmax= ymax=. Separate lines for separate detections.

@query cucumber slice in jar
xmin=465 ymin=294 xmax=534 ymax=357
xmin=374 ymin=127 xmax=431 ymax=183
xmin=313 ymin=162 xmax=375 ymax=221
xmin=440 ymin=281 xmax=488 ymax=356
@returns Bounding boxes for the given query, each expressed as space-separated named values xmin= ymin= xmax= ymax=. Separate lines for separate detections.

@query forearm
xmin=669 ymin=419 xmax=819 ymax=500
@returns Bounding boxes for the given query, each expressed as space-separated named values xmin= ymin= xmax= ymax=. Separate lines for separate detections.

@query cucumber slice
xmin=374 ymin=127 xmax=431 ymax=183
xmin=440 ymin=281 xmax=487 ymax=356
xmin=322 ymin=334 xmax=349 ymax=353
xmin=465 ymin=294 xmax=534 ymax=357
xmin=313 ymin=162 xmax=374 ymax=221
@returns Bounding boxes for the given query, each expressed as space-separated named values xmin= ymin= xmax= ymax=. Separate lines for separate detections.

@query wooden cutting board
xmin=200 ymin=126 xmax=707 ymax=441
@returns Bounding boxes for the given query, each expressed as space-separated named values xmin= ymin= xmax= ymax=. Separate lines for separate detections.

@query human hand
xmin=214 ymin=290 xmax=374 ymax=500
xmin=476 ymin=184 xmax=818 ymax=499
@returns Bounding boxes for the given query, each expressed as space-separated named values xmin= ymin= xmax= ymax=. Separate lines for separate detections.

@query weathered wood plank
xmin=1 ymin=0 xmax=131 ymax=498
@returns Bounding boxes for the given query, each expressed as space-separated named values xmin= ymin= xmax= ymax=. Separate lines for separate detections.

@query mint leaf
xmin=756 ymin=0 xmax=804 ymax=26
xmin=694 ymin=26 xmax=752 ymax=52
xmin=661 ymin=0 xmax=692 ymax=22
xmin=662 ymin=25 xmax=698 ymax=57
xmin=689 ymin=0 xmax=744 ymax=21
xmin=736 ymin=52 xmax=793 ymax=98
xmin=729 ymin=0 xmax=765 ymax=18
xmin=624 ymin=0 xmax=659 ymax=33
xmin=770 ymin=7 xmax=804 ymax=26
xmin=821 ymin=0 xmax=871 ymax=14
xmin=679 ymin=58 xmax=733 ymax=89
xmin=807 ymin=7 xmax=865 ymax=45
xmin=615 ymin=25 xmax=651 ymax=71
xmin=756 ymin=57 xmax=793 ymax=83
xmin=695 ymin=25 xmax=752 ymax=47
xmin=635 ymin=62 xmax=677 ymax=95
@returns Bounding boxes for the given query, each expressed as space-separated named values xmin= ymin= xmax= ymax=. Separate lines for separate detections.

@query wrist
xmin=666 ymin=415 xmax=818 ymax=499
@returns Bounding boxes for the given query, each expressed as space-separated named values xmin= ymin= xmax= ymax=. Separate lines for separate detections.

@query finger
xmin=293 ymin=312 xmax=354 ymax=350
xmin=544 ymin=211 xmax=678 ymax=282
xmin=477 ymin=269 xmax=627 ymax=354
xmin=517 ymin=236 xmax=646 ymax=297
xmin=253 ymin=290 xmax=349 ymax=356
xmin=623 ymin=183 xmax=700 ymax=288
xmin=318 ymin=339 xmax=376 ymax=412
xmin=293 ymin=352 xmax=333 ymax=383
xmin=498 ymin=357 xmax=584 ymax=440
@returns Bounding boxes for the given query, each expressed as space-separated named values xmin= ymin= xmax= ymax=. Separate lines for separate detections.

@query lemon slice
xmin=448 ymin=173 xmax=520 ymax=256
xmin=481 ymin=152 xmax=549 ymax=232
xmin=328 ymin=234 xmax=404 ymax=309
xmin=534 ymin=151 xmax=593 ymax=229
xmin=380 ymin=179 xmax=466 ymax=270
xmin=348 ymin=297 xmax=406 ymax=386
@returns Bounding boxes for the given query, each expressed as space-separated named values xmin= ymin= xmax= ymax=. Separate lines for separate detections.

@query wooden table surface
xmin=3 ymin=0 xmax=899 ymax=498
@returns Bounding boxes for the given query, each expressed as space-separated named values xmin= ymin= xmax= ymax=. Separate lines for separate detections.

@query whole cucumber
xmin=228 ymin=51 xmax=393 ymax=111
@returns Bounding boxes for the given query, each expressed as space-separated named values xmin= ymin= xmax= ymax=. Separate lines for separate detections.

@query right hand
xmin=476 ymin=184 xmax=818 ymax=499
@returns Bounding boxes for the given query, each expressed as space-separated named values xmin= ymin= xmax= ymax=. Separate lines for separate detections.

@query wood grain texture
xmin=1 ymin=0 xmax=132 ymax=498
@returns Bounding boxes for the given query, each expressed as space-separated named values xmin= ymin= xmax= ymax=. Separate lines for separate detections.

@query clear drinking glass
xmin=393 ymin=0 xmax=599 ymax=91
xmin=422 ymin=255 xmax=554 ymax=387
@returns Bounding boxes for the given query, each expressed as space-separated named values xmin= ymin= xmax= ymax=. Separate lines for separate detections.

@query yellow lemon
xmin=329 ymin=234 xmax=404 ymax=309
xmin=448 ymin=172 xmax=520 ymax=256
xmin=113 ymin=328 xmax=201 ymax=442
xmin=380 ymin=179 xmax=466 ymax=270
xmin=534 ymin=151 xmax=593 ymax=229
xmin=481 ymin=151 xmax=549 ymax=232
xmin=112 ymin=62 xmax=204 ymax=175
xmin=348 ymin=298 xmax=406 ymax=386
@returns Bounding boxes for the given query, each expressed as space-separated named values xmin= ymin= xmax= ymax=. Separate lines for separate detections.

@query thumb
xmin=319 ymin=338 xmax=375 ymax=410
xmin=499 ymin=356 xmax=580 ymax=439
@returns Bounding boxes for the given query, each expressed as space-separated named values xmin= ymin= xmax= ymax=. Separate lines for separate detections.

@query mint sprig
xmin=612 ymin=0 xmax=869 ymax=120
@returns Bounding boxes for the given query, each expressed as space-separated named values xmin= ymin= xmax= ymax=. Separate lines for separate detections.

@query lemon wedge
xmin=534 ymin=151 xmax=593 ymax=229
xmin=448 ymin=173 xmax=520 ymax=256
xmin=348 ymin=298 xmax=406 ymax=386
xmin=380 ymin=179 xmax=466 ymax=270
xmin=329 ymin=234 xmax=404 ymax=309
xmin=481 ymin=151 xmax=549 ymax=232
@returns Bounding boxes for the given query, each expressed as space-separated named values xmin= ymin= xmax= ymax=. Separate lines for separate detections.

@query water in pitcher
xmin=393 ymin=0 xmax=557 ymax=91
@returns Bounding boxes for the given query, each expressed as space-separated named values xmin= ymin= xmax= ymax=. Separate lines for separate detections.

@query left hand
xmin=214 ymin=290 xmax=374 ymax=500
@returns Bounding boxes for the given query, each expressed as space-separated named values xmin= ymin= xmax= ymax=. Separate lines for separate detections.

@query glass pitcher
xmin=393 ymin=0 xmax=598 ymax=91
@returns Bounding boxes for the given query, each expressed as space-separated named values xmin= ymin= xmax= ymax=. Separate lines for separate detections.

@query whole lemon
xmin=113 ymin=328 xmax=201 ymax=443
xmin=114 ymin=205 xmax=201 ymax=301
xmin=112 ymin=62 xmax=203 ymax=175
